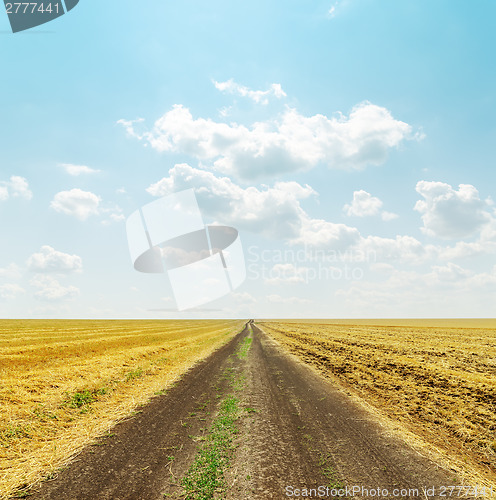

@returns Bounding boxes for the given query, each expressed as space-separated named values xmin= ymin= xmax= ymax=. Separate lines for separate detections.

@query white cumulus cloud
xmin=147 ymin=163 xmax=360 ymax=249
xmin=344 ymin=190 xmax=383 ymax=217
xmin=9 ymin=176 xmax=33 ymax=199
xmin=357 ymin=234 xmax=432 ymax=264
xmin=415 ymin=181 xmax=493 ymax=239
xmin=344 ymin=190 xmax=398 ymax=220
xmin=50 ymin=189 xmax=101 ymax=220
xmin=121 ymin=101 xmax=416 ymax=180
xmin=437 ymin=240 xmax=496 ymax=260
xmin=427 ymin=263 xmax=471 ymax=284
xmin=27 ymin=246 xmax=82 ymax=274
xmin=0 ymin=176 xmax=33 ymax=201
xmin=147 ymin=163 xmax=314 ymax=240
xmin=291 ymin=217 xmax=360 ymax=249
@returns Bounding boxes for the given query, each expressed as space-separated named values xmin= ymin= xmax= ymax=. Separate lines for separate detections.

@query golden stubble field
xmin=0 ymin=319 xmax=245 ymax=499
xmin=259 ymin=320 xmax=496 ymax=486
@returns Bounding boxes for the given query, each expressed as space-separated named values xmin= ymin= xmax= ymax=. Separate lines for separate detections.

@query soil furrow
xmin=26 ymin=322 xmax=471 ymax=500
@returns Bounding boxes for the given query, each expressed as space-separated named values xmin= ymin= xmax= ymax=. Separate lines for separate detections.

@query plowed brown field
xmin=258 ymin=320 xmax=496 ymax=486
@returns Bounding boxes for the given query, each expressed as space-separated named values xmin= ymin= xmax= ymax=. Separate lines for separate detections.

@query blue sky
xmin=0 ymin=0 xmax=495 ymax=318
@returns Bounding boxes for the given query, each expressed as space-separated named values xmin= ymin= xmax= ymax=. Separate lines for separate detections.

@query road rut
xmin=29 ymin=322 xmax=464 ymax=500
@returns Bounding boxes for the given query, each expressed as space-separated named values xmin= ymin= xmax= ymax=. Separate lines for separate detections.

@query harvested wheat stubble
xmin=0 ymin=319 xmax=245 ymax=499
xmin=259 ymin=320 xmax=496 ymax=487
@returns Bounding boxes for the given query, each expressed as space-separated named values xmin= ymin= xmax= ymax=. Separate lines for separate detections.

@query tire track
xmin=27 ymin=322 xmax=470 ymax=500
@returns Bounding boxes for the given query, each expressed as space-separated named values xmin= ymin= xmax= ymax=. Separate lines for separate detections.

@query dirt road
xmin=29 ymin=322 xmax=463 ymax=499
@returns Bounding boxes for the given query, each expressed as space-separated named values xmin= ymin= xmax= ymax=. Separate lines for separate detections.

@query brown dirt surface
xmin=24 ymin=323 xmax=474 ymax=500
xmin=258 ymin=320 xmax=496 ymax=487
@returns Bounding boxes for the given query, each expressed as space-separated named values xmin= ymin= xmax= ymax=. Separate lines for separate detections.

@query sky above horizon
xmin=0 ymin=0 xmax=495 ymax=318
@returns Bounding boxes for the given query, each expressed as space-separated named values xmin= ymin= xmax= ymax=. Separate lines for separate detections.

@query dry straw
xmin=259 ymin=319 xmax=496 ymax=489
xmin=0 ymin=319 xmax=245 ymax=499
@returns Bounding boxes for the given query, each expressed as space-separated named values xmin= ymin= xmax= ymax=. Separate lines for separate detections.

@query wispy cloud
xmin=27 ymin=246 xmax=82 ymax=274
xmin=59 ymin=163 xmax=101 ymax=176
xmin=213 ymin=79 xmax=286 ymax=104
xmin=0 ymin=284 xmax=25 ymax=300
xmin=30 ymin=275 xmax=79 ymax=302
